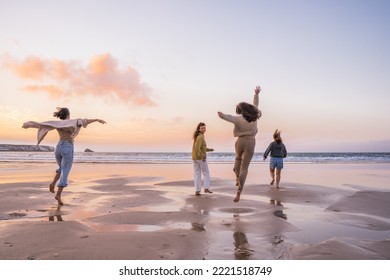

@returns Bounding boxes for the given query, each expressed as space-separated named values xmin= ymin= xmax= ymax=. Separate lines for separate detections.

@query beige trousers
xmin=234 ymin=136 xmax=256 ymax=192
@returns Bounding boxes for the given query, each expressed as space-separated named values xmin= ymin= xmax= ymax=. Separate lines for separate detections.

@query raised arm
xmin=253 ymin=85 xmax=261 ymax=108
xmin=217 ymin=112 xmax=237 ymax=124
xmin=86 ymin=119 xmax=106 ymax=125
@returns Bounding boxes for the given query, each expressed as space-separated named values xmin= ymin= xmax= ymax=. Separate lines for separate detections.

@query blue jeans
xmin=55 ymin=141 xmax=74 ymax=187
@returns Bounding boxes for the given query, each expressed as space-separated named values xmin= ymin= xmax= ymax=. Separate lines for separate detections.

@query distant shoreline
xmin=1 ymin=150 xmax=389 ymax=163
xmin=0 ymin=144 xmax=54 ymax=152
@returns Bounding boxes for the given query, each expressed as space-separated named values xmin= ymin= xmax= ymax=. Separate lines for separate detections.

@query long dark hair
xmin=193 ymin=122 xmax=205 ymax=142
xmin=236 ymin=102 xmax=261 ymax=122
xmin=53 ymin=107 xmax=70 ymax=120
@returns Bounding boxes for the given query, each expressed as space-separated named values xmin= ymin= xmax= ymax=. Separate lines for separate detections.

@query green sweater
xmin=192 ymin=134 xmax=211 ymax=160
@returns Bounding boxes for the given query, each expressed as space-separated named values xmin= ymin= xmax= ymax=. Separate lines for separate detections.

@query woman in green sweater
xmin=192 ymin=122 xmax=214 ymax=196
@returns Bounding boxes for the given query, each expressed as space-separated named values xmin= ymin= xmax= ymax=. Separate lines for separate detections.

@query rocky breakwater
xmin=0 ymin=144 xmax=54 ymax=152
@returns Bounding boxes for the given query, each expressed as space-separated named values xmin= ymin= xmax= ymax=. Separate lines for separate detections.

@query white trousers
xmin=193 ymin=160 xmax=210 ymax=192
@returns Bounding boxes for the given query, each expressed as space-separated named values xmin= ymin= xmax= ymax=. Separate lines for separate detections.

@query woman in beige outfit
xmin=218 ymin=86 xmax=262 ymax=202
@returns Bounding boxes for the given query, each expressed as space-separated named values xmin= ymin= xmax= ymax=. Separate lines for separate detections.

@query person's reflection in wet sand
xmin=269 ymin=199 xmax=286 ymax=246
xmin=191 ymin=222 xmax=206 ymax=232
xmin=186 ymin=196 xmax=209 ymax=233
xmin=48 ymin=206 xmax=63 ymax=221
xmin=270 ymin=199 xmax=287 ymax=220
xmin=49 ymin=215 xmax=63 ymax=221
xmin=270 ymin=199 xmax=283 ymax=207
xmin=232 ymin=214 xmax=253 ymax=259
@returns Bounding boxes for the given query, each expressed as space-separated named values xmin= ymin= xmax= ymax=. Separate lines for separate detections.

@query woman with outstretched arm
xmin=217 ymin=86 xmax=262 ymax=202
xmin=23 ymin=107 xmax=106 ymax=205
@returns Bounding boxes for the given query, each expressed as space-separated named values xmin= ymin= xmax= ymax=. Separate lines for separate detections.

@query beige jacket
xmin=22 ymin=119 xmax=88 ymax=144
xmin=219 ymin=94 xmax=259 ymax=137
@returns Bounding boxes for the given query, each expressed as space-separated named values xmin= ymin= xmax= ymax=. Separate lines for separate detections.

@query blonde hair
xmin=273 ymin=129 xmax=282 ymax=143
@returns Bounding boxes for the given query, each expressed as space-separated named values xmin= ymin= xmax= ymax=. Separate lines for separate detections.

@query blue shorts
xmin=270 ymin=157 xmax=284 ymax=170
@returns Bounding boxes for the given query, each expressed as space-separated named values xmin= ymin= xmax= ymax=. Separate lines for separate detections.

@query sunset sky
xmin=1 ymin=0 xmax=389 ymax=152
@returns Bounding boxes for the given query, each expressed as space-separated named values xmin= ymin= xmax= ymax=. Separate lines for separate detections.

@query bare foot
xmin=233 ymin=191 xmax=241 ymax=203
xmin=49 ymin=183 xmax=55 ymax=193
xmin=55 ymin=196 xmax=64 ymax=206
xmin=270 ymin=179 xmax=275 ymax=185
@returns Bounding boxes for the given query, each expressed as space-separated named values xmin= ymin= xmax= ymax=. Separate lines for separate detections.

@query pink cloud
xmin=2 ymin=53 xmax=156 ymax=106
xmin=3 ymin=55 xmax=45 ymax=79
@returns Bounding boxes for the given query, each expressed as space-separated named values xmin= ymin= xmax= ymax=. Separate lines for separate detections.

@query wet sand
xmin=0 ymin=162 xmax=389 ymax=260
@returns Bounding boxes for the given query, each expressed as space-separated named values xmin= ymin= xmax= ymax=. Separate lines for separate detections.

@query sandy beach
xmin=0 ymin=161 xmax=389 ymax=260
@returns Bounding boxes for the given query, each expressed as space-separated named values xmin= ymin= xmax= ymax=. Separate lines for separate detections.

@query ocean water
xmin=0 ymin=152 xmax=389 ymax=164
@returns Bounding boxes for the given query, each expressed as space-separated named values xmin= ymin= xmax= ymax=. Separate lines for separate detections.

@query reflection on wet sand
xmin=232 ymin=214 xmax=254 ymax=260
xmin=233 ymin=231 xmax=251 ymax=259
xmin=269 ymin=198 xmax=286 ymax=248
xmin=2 ymin=162 xmax=390 ymax=260
xmin=49 ymin=215 xmax=63 ymax=222
xmin=191 ymin=222 xmax=206 ymax=232
xmin=48 ymin=206 xmax=64 ymax=222
xmin=270 ymin=199 xmax=283 ymax=207
xmin=270 ymin=199 xmax=287 ymax=220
